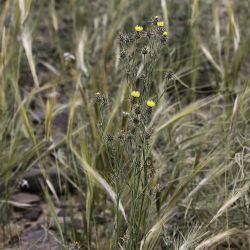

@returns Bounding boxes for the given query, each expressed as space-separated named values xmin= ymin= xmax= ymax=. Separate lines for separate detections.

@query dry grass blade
xmin=213 ymin=3 xmax=223 ymax=70
xmin=0 ymin=1 xmax=9 ymax=28
xmin=0 ymin=27 xmax=7 ymax=76
xmin=224 ymin=0 xmax=240 ymax=51
xmin=191 ymin=0 xmax=199 ymax=26
xmin=210 ymin=182 xmax=250 ymax=224
xmin=1 ymin=200 xmax=32 ymax=208
xmin=50 ymin=0 xmax=58 ymax=32
xmin=14 ymin=94 xmax=36 ymax=144
xmin=229 ymin=87 xmax=247 ymax=131
xmin=76 ymin=29 xmax=88 ymax=77
xmin=44 ymin=191 xmax=64 ymax=242
xmin=39 ymin=61 xmax=59 ymax=76
xmin=195 ymin=228 xmax=240 ymax=250
xmin=45 ymin=92 xmax=57 ymax=141
xmin=161 ymin=0 xmax=169 ymax=28
xmin=45 ymin=179 xmax=60 ymax=204
xmin=200 ymin=44 xmax=223 ymax=75
xmin=103 ymin=82 xmax=127 ymax=136
xmin=186 ymin=161 xmax=234 ymax=200
xmin=18 ymin=0 xmax=32 ymax=25
xmin=177 ymin=224 xmax=208 ymax=250
xmin=21 ymin=26 xmax=40 ymax=87
xmin=140 ymin=209 xmax=175 ymax=250
xmin=155 ymin=95 xmax=218 ymax=134
xmin=69 ymin=144 xmax=127 ymax=222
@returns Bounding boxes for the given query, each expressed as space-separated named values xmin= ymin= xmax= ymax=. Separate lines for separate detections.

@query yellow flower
xmin=131 ymin=91 xmax=140 ymax=98
xmin=135 ymin=25 xmax=143 ymax=32
xmin=163 ymin=31 xmax=168 ymax=37
xmin=157 ymin=21 xmax=164 ymax=27
xmin=147 ymin=100 xmax=156 ymax=108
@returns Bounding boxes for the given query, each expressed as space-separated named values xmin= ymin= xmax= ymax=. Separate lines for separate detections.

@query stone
xmin=20 ymin=228 xmax=63 ymax=250
xmin=57 ymin=208 xmax=70 ymax=217
xmin=11 ymin=192 xmax=40 ymax=204
xmin=20 ymin=167 xmax=68 ymax=194
xmin=23 ymin=206 xmax=42 ymax=221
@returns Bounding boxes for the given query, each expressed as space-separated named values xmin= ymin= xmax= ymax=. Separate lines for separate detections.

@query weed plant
xmin=95 ymin=17 xmax=169 ymax=249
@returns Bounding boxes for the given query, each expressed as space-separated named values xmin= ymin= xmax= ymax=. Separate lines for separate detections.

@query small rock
xmin=57 ymin=208 xmax=70 ymax=217
xmin=20 ymin=228 xmax=62 ymax=250
xmin=11 ymin=192 xmax=40 ymax=204
xmin=49 ymin=216 xmax=83 ymax=230
xmin=23 ymin=206 xmax=42 ymax=221
xmin=20 ymin=167 xmax=72 ymax=194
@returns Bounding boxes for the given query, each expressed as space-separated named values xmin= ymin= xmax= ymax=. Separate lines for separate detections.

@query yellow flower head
xmin=131 ymin=91 xmax=140 ymax=98
xmin=157 ymin=21 xmax=164 ymax=27
xmin=147 ymin=100 xmax=156 ymax=108
xmin=135 ymin=25 xmax=143 ymax=32
xmin=163 ymin=31 xmax=168 ymax=37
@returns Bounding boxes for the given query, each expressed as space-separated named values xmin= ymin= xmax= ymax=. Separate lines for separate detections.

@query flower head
xmin=131 ymin=91 xmax=140 ymax=98
xmin=157 ymin=21 xmax=164 ymax=27
xmin=163 ymin=31 xmax=168 ymax=37
xmin=135 ymin=25 xmax=143 ymax=32
xmin=146 ymin=100 xmax=156 ymax=108
xmin=152 ymin=16 xmax=160 ymax=25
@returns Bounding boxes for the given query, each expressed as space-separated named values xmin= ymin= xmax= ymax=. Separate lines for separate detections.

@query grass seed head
xmin=106 ymin=134 xmax=114 ymax=143
xmin=132 ymin=117 xmax=140 ymax=125
xmin=134 ymin=104 xmax=141 ymax=115
xmin=152 ymin=16 xmax=161 ymax=25
xmin=120 ymin=50 xmax=127 ymax=59
xmin=95 ymin=92 xmax=103 ymax=103
xmin=142 ymin=47 xmax=149 ymax=55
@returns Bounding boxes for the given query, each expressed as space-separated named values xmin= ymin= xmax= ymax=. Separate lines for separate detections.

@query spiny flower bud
xmin=118 ymin=33 xmax=129 ymax=44
xmin=152 ymin=16 xmax=160 ymax=25
xmin=120 ymin=50 xmax=127 ymax=59
xmin=95 ymin=92 xmax=103 ymax=103
xmin=132 ymin=117 xmax=140 ymax=125
xmin=134 ymin=104 xmax=141 ymax=115
xmin=145 ymin=128 xmax=153 ymax=140
xmin=142 ymin=47 xmax=148 ymax=55
xmin=106 ymin=134 xmax=114 ymax=143
xmin=118 ymin=130 xmax=126 ymax=140
xmin=165 ymin=71 xmax=174 ymax=80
